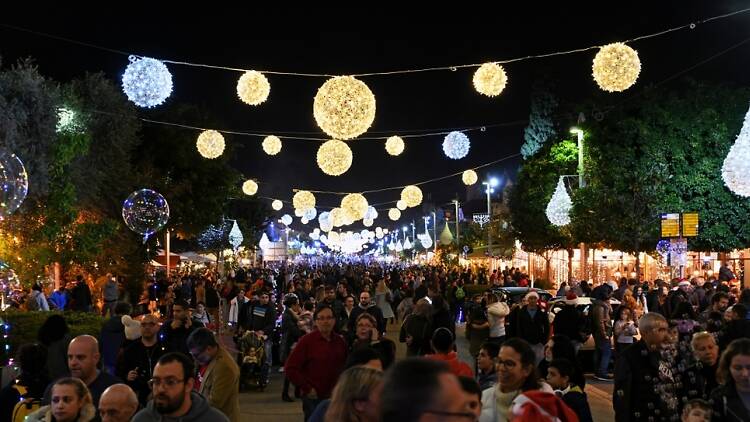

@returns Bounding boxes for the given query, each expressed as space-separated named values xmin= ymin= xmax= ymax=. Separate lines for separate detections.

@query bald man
xmin=99 ymin=384 xmax=139 ymax=422
xmin=119 ymin=314 xmax=167 ymax=405
xmin=43 ymin=334 xmax=122 ymax=407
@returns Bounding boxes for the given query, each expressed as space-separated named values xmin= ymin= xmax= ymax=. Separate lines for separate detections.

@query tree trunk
xmin=567 ymin=247 xmax=574 ymax=284
xmin=635 ymin=253 xmax=641 ymax=281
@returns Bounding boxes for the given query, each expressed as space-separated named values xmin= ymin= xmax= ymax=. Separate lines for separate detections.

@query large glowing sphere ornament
xmin=313 ymin=76 xmax=376 ymax=140
xmin=242 ymin=180 xmax=258 ymax=196
xmin=545 ymin=177 xmax=572 ymax=226
xmin=0 ymin=150 xmax=28 ymax=219
xmin=473 ymin=63 xmax=508 ymax=97
xmin=262 ymin=135 xmax=282 ymax=156
xmin=592 ymin=43 xmax=641 ymax=92
xmin=293 ymin=190 xmax=316 ymax=211
xmin=462 ymin=170 xmax=478 ymax=185
xmin=443 ymin=131 xmax=470 ymax=159
xmin=400 ymin=185 xmax=423 ymax=208
xmin=122 ymin=189 xmax=170 ymax=242
xmin=236 ymin=70 xmax=270 ymax=105
xmin=317 ymin=140 xmax=353 ymax=176
xmin=385 ymin=136 xmax=405 ymax=156
xmin=330 ymin=208 xmax=346 ymax=227
xmin=341 ymin=193 xmax=369 ymax=221
xmin=388 ymin=208 xmax=401 ymax=221
xmin=272 ymin=200 xmax=283 ymax=211
xmin=121 ymin=56 xmax=173 ymax=108
xmin=722 ymin=106 xmax=750 ymax=197
xmin=196 ymin=130 xmax=225 ymax=159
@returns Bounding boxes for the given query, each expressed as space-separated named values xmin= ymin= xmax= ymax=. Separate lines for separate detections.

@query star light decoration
xmin=385 ymin=136 xmax=405 ymax=156
xmin=272 ymin=200 xmax=283 ymax=211
xmin=313 ymin=76 xmax=376 ymax=140
xmin=388 ymin=208 xmax=401 ymax=221
xmin=293 ymin=190 xmax=316 ymax=212
xmin=442 ymin=131 xmax=470 ymax=159
xmin=317 ymin=140 xmax=353 ymax=176
xmin=341 ymin=193 xmax=369 ymax=221
xmin=545 ymin=177 xmax=572 ymax=226
xmin=196 ymin=130 xmax=225 ymax=159
xmin=473 ymin=63 xmax=508 ymax=97
xmin=242 ymin=180 xmax=258 ymax=196
xmin=462 ymin=170 xmax=478 ymax=185
xmin=262 ymin=135 xmax=282 ymax=156
xmin=722 ymin=105 xmax=750 ymax=197
xmin=236 ymin=70 xmax=270 ymax=105
xmin=592 ymin=43 xmax=641 ymax=92
xmin=400 ymin=185 xmax=423 ymax=208
xmin=121 ymin=56 xmax=173 ymax=108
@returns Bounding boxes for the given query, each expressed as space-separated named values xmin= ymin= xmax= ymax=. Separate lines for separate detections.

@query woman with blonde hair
xmin=324 ymin=366 xmax=383 ymax=422
xmin=26 ymin=377 xmax=96 ymax=422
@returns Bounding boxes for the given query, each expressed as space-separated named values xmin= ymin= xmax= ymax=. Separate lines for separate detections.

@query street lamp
xmin=481 ymin=177 xmax=500 ymax=259
xmin=570 ymin=127 xmax=585 ymax=188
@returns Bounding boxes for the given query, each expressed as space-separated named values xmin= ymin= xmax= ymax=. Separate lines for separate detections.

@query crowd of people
xmin=0 ymin=261 xmax=748 ymax=421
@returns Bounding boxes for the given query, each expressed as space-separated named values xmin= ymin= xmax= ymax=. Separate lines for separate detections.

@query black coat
xmin=349 ymin=304 xmax=385 ymax=335
xmin=680 ymin=361 xmax=718 ymax=403
xmin=507 ymin=305 xmax=549 ymax=345
xmin=238 ymin=300 xmax=277 ymax=334
xmin=613 ymin=340 xmax=670 ymax=422
xmin=710 ymin=383 xmax=750 ymax=422
xmin=552 ymin=304 xmax=588 ymax=343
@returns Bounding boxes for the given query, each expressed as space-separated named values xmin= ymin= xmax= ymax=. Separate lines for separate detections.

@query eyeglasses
xmin=148 ymin=377 xmax=184 ymax=389
xmin=423 ymin=410 xmax=477 ymax=420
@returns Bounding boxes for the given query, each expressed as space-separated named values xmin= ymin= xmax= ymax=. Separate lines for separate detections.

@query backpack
xmin=455 ymin=286 xmax=466 ymax=300
xmin=12 ymin=385 xmax=42 ymax=422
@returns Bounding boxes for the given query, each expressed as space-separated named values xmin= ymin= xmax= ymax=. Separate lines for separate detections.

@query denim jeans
xmin=302 ymin=397 xmax=323 ymax=421
xmin=594 ymin=337 xmax=612 ymax=376
xmin=262 ymin=338 xmax=273 ymax=382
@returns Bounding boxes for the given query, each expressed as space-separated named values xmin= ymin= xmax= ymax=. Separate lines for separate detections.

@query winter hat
xmin=510 ymin=391 xmax=579 ymax=422
xmin=121 ymin=315 xmax=142 ymax=340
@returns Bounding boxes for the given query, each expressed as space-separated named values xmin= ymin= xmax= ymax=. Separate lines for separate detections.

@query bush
xmin=0 ymin=310 xmax=105 ymax=365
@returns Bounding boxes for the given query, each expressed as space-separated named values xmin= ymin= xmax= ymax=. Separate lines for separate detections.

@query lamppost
xmin=431 ymin=211 xmax=437 ymax=254
xmin=481 ymin=178 xmax=499 ymax=259
xmin=452 ymin=199 xmax=460 ymax=247
xmin=570 ymin=127 xmax=587 ymax=282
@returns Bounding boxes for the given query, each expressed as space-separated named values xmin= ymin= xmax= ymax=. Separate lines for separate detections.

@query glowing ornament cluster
xmin=293 ymin=190 xmax=316 ymax=212
xmin=473 ymin=63 xmax=508 ymax=97
xmin=388 ymin=208 xmax=401 ymax=221
xmin=592 ymin=43 xmax=641 ymax=92
xmin=262 ymin=135 xmax=282 ymax=156
xmin=236 ymin=71 xmax=270 ymax=105
xmin=122 ymin=56 xmax=173 ymax=108
xmin=313 ymin=76 xmax=376 ymax=140
xmin=443 ymin=131 xmax=470 ymax=159
xmin=242 ymin=180 xmax=258 ymax=196
xmin=385 ymin=136 xmax=405 ymax=156
xmin=545 ymin=177 xmax=572 ymax=226
xmin=341 ymin=193 xmax=369 ymax=221
xmin=722 ymin=106 xmax=750 ymax=197
xmin=196 ymin=130 xmax=225 ymax=159
xmin=462 ymin=170 xmax=478 ymax=185
xmin=272 ymin=199 xmax=283 ymax=211
xmin=317 ymin=140 xmax=353 ymax=176
xmin=400 ymin=185 xmax=423 ymax=208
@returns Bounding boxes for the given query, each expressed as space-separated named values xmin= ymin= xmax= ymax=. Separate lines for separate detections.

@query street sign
xmin=660 ymin=213 xmax=680 ymax=238
xmin=682 ymin=212 xmax=699 ymax=237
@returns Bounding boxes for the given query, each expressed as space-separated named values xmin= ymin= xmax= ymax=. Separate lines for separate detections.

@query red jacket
xmin=284 ymin=330 xmax=348 ymax=399
xmin=426 ymin=351 xmax=474 ymax=378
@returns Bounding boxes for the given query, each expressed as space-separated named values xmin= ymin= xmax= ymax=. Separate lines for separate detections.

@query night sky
xmin=3 ymin=3 xmax=750 ymax=231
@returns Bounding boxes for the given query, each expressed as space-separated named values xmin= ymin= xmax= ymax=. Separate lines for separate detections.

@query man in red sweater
xmin=426 ymin=327 xmax=474 ymax=378
xmin=284 ymin=304 xmax=348 ymax=421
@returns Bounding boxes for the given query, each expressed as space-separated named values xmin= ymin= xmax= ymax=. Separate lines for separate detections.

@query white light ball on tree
xmin=121 ymin=56 xmax=173 ymax=108
xmin=236 ymin=70 xmax=270 ymax=105
xmin=242 ymin=179 xmax=258 ymax=195
xmin=262 ymin=135 xmax=282 ymax=155
xmin=272 ymin=199 xmax=283 ymax=211
xmin=592 ymin=43 xmax=641 ymax=92
xmin=396 ymin=200 xmax=407 ymax=211
xmin=545 ymin=178 xmax=572 ymax=226
xmin=317 ymin=140 xmax=353 ymax=176
xmin=473 ymin=63 xmax=508 ymax=97
xmin=385 ymin=136 xmax=405 ymax=156
xmin=722 ymin=106 xmax=750 ymax=197
xmin=313 ymin=76 xmax=376 ymax=140
xmin=196 ymin=130 xmax=225 ymax=159
xmin=400 ymin=185 xmax=423 ymax=208
xmin=293 ymin=190 xmax=316 ymax=212
xmin=388 ymin=208 xmax=401 ymax=221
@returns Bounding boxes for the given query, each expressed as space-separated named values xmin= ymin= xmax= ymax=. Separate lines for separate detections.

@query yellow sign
xmin=682 ymin=213 xmax=699 ymax=237
xmin=661 ymin=213 xmax=680 ymax=238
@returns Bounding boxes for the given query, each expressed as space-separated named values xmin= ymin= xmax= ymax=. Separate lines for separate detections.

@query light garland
xmin=545 ymin=177 xmax=572 ymax=226
xmin=242 ymin=180 xmax=258 ymax=196
xmin=262 ymin=135 xmax=282 ymax=156
xmin=400 ymin=185 xmax=423 ymax=208
xmin=385 ymin=136 xmax=405 ymax=156
xmin=592 ymin=43 xmax=641 ymax=92
xmin=313 ymin=76 xmax=376 ymax=140
xmin=396 ymin=200 xmax=407 ymax=211
xmin=196 ymin=130 xmax=225 ymax=159
xmin=272 ymin=199 xmax=283 ymax=211
xmin=462 ymin=170 xmax=478 ymax=185
xmin=722 ymin=106 xmax=750 ymax=197
xmin=121 ymin=56 xmax=173 ymax=108
xmin=443 ymin=131 xmax=471 ymax=159
xmin=473 ymin=62 xmax=508 ymax=97
xmin=236 ymin=70 xmax=270 ymax=105
xmin=388 ymin=208 xmax=401 ymax=221
xmin=317 ymin=140 xmax=353 ymax=176
xmin=341 ymin=193 xmax=369 ymax=221
xmin=293 ymin=190 xmax=316 ymax=211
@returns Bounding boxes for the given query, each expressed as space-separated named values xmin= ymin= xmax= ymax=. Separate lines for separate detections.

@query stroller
xmin=238 ymin=330 xmax=267 ymax=391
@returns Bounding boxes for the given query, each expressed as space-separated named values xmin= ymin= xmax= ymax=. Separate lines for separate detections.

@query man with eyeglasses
xmin=119 ymin=314 xmax=167 ymax=406
xmin=285 ymin=304 xmax=348 ymax=421
xmin=186 ymin=328 xmax=240 ymax=422
xmin=133 ymin=352 xmax=228 ymax=422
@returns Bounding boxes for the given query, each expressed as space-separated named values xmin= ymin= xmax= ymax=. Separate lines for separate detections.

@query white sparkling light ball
xmin=293 ymin=190 xmax=316 ymax=212
xmin=313 ymin=76 xmax=376 ymax=140
xmin=462 ymin=170 xmax=478 ymax=185
xmin=400 ymin=185 xmax=423 ymax=208
xmin=363 ymin=218 xmax=374 ymax=227
xmin=122 ymin=56 xmax=173 ymax=108
xmin=242 ymin=179 xmax=258 ymax=195
xmin=592 ymin=43 xmax=641 ymax=92
xmin=396 ymin=200 xmax=407 ymax=211
xmin=281 ymin=214 xmax=293 ymax=226
xmin=473 ymin=63 xmax=508 ymax=97
xmin=443 ymin=131 xmax=471 ymax=159
xmin=385 ymin=136 xmax=405 ymax=156
xmin=262 ymin=135 xmax=282 ymax=156
xmin=196 ymin=130 xmax=225 ymax=159
xmin=317 ymin=140 xmax=353 ymax=176
xmin=388 ymin=208 xmax=401 ymax=221
xmin=272 ymin=200 xmax=283 ymax=211
xmin=304 ymin=208 xmax=318 ymax=220
xmin=236 ymin=70 xmax=270 ymax=105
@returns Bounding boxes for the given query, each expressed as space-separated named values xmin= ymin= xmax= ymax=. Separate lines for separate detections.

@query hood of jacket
xmin=142 ymin=391 xmax=214 ymax=422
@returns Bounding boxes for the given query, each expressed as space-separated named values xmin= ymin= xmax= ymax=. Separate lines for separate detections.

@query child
xmin=546 ymin=358 xmax=593 ymax=422
xmin=681 ymin=398 xmax=711 ymax=422
xmin=614 ymin=307 xmax=639 ymax=357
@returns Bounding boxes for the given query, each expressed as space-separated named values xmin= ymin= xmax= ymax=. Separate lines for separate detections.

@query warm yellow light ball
xmin=317 ymin=140 xmax=353 ymax=176
xmin=385 ymin=136 xmax=405 ymax=156
xmin=330 ymin=207 xmax=346 ymax=227
xmin=196 ymin=130 xmax=225 ymax=159
xmin=592 ymin=43 xmax=641 ymax=92
xmin=388 ymin=208 xmax=401 ymax=221
xmin=396 ymin=200 xmax=407 ymax=211
xmin=340 ymin=193 xmax=368 ymax=221
xmin=313 ymin=76 xmax=376 ymax=140
xmin=242 ymin=179 xmax=258 ymax=195
xmin=272 ymin=200 xmax=283 ymax=211
xmin=462 ymin=170 xmax=478 ymax=185
xmin=293 ymin=190 xmax=316 ymax=212
xmin=400 ymin=185 xmax=423 ymax=208
xmin=237 ymin=71 xmax=270 ymax=105
xmin=262 ymin=135 xmax=282 ymax=156
xmin=473 ymin=63 xmax=508 ymax=97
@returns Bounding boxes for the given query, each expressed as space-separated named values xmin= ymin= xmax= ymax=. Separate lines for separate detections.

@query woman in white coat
xmin=228 ymin=289 xmax=247 ymax=329
xmin=375 ymin=279 xmax=395 ymax=322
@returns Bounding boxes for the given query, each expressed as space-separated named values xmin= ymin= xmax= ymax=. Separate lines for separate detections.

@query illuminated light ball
xmin=396 ymin=200 xmax=407 ymax=211
xmin=385 ymin=136 xmax=405 ymax=156
xmin=328 ymin=231 xmax=340 ymax=243
xmin=122 ymin=189 xmax=170 ymax=242
xmin=281 ymin=214 xmax=293 ymax=226
xmin=330 ymin=208 xmax=346 ymax=227
xmin=340 ymin=193 xmax=369 ymax=221
xmin=442 ymin=131 xmax=470 ymax=159
xmin=365 ymin=206 xmax=378 ymax=220
xmin=592 ymin=43 xmax=641 ymax=92
xmin=313 ymin=76 xmax=376 ymax=140
xmin=0 ymin=150 xmax=28 ymax=219
xmin=295 ymin=208 xmax=304 ymax=217
xmin=301 ymin=217 xmax=309 ymax=225
xmin=375 ymin=227 xmax=383 ymax=234
xmin=343 ymin=213 xmax=355 ymax=226
xmin=383 ymin=228 xmax=389 ymax=234
xmin=293 ymin=190 xmax=316 ymax=212
xmin=236 ymin=70 xmax=270 ymax=105
xmin=242 ymin=180 xmax=258 ymax=196
xmin=388 ymin=208 xmax=401 ymax=221
xmin=472 ymin=62 xmax=508 ymax=97
xmin=262 ymin=135 xmax=282 ymax=156
xmin=196 ymin=130 xmax=225 ymax=159
xmin=272 ymin=200 xmax=283 ymax=211
xmin=304 ymin=207 xmax=317 ymax=220
xmin=363 ymin=218 xmax=374 ymax=227
xmin=318 ymin=211 xmax=331 ymax=226
xmin=462 ymin=170 xmax=478 ymax=185
xmin=121 ymin=56 xmax=173 ymax=108
xmin=400 ymin=185 xmax=423 ymax=208
xmin=316 ymin=140 xmax=353 ymax=176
